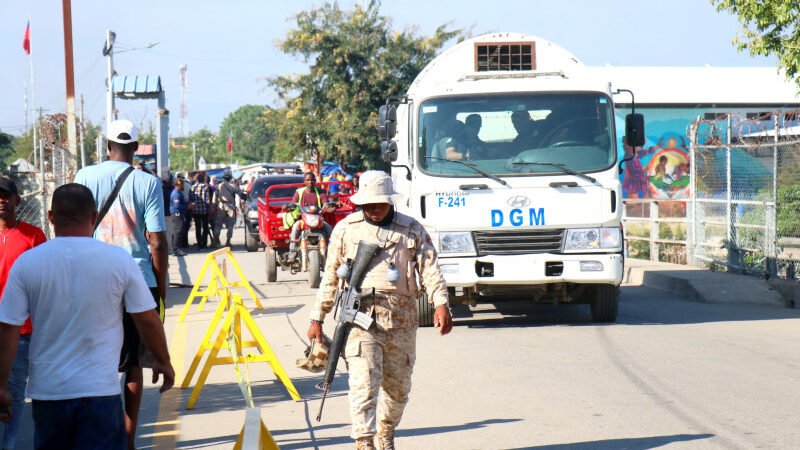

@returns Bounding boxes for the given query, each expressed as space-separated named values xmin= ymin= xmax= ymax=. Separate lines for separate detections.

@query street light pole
xmin=104 ymin=29 xmax=116 ymax=136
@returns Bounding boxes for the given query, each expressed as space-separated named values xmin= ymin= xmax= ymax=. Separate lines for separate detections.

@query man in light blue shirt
xmin=74 ymin=119 xmax=167 ymax=450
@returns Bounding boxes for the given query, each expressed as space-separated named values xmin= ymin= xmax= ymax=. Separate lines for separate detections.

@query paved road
xmin=8 ymin=227 xmax=800 ymax=449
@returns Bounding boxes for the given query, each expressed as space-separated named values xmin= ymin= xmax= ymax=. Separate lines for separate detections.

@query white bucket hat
xmin=349 ymin=170 xmax=403 ymax=205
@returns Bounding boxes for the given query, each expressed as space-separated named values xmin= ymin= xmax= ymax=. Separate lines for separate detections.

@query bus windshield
xmin=417 ymin=92 xmax=616 ymax=177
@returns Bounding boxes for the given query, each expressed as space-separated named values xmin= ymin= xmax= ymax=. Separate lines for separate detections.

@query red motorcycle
xmin=282 ymin=202 xmax=330 ymax=288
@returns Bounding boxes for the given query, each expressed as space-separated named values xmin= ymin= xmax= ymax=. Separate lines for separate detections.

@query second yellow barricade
xmin=181 ymin=291 xmax=301 ymax=409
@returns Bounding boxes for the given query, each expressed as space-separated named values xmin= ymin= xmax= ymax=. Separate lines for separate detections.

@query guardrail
xmin=622 ymin=199 xmax=687 ymax=264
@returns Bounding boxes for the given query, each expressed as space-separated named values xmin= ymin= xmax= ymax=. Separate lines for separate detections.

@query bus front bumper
xmin=438 ymin=253 xmax=624 ymax=288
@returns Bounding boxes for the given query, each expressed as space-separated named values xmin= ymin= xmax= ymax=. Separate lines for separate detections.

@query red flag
xmin=227 ymin=130 xmax=233 ymax=153
xmin=22 ymin=21 xmax=31 ymax=55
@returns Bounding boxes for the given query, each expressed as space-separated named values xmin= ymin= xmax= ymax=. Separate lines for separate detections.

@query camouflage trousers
xmin=212 ymin=212 xmax=236 ymax=243
xmin=344 ymin=325 xmax=416 ymax=440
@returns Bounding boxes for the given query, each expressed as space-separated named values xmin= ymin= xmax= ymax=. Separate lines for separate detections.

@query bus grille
xmin=473 ymin=229 xmax=564 ymax=256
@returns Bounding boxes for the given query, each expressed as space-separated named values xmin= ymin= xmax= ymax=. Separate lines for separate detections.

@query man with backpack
xmin=74 ymin=119 xmax=168 ymax=450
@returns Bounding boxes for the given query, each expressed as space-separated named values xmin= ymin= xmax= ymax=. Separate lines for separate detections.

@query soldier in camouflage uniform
xmin=308 ymin=171 xmax=453 ymax=450
xmin=214 ymin=169 xmax=245 ymax=247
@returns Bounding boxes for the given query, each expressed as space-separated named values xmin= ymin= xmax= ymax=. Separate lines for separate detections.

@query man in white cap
xmin=307 ymin=170 xmax=453 ymax=450
xmin=74 ymin=119 xmax=168 ymax=450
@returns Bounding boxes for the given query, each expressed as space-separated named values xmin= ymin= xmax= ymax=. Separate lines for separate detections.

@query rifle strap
xmin=93 ymin=166 xmax=135 ymax=234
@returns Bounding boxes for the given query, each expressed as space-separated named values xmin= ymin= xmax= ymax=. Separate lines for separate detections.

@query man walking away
xmin=169 ymin=178 xmax=187 ymax=256
xmin=216 ymin=169 xmax=246 ymax=247
xmin=0 ymin=183 xmax=174 ymax=450
xmin=74 ymin=119 xmax=168 ymax=450
xmin=189 ymin=173 xmax=211 ymax=249
xmin=0 ymin=177 xmax=46 ymax=450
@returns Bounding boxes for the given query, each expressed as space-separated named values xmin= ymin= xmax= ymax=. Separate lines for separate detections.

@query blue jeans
xmin=0 ymin=333 xmax=30 ymax=450
xmin=32 ymin=395 xmax=125 ymax=450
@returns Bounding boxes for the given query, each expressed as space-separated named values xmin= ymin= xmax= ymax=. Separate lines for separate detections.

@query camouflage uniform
xmin=310 ymin=210 xmax=448 ymax=440
xmin=214 ymin=180 xmax=243 ymax=245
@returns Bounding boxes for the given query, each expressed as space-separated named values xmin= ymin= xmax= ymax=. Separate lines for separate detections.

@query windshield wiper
xmin=510 ymin=161 xmax=597 ymax=184
xmin=424 ymin=156 xmax=508 ymax=186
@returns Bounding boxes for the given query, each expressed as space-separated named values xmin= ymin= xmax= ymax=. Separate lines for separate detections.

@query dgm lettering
xmin=491 ymin=208 xmax=545 ymax=227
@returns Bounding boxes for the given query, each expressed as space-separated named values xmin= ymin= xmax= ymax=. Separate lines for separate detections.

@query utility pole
xmin=24 ymin=81 xmax=28 ymax=135
xmin=192 ymin=142 xmax=196 ymax=170
xmin=62 ymin=0 xmax=79 ymax=165
xmin=179 ymin=64 xmax=189 ymax=136
xmin=104 ymin=29 xmax=116 ymax=134
xmin=79 ymin=94 xmax=86 ymax=168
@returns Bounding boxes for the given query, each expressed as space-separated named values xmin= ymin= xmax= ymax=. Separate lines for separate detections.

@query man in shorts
xmin=74 ymin=120 xmax=168 ymax=450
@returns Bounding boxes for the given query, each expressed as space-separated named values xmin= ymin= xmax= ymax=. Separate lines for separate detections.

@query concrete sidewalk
xmin=623 ymin=258 xmax=797 ymax=308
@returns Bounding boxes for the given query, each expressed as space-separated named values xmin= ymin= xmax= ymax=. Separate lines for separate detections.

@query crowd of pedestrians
xmin=0 ymin=119 xmax=362 ymax=449
xmin=163 ymin=169 xmax=247 ymax=255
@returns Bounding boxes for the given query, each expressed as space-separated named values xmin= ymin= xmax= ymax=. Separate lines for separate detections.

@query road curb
xmin=623 ymin=259 xmax=790 ymax=308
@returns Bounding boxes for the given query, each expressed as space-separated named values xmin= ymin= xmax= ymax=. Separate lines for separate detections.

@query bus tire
xmin=417 ymin=292 xmax=434 ymax=327
xmin=590 ymin=284 xmax=619 ymax=322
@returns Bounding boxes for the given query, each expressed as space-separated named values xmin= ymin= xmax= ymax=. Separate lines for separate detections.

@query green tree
xmin=0 ymin=131 xmax=15 ymax=170
xmin=269 ymin=0 xmax=462 ymax=169
xmin=713 ymin=1 xmax=800 ymax=84
xmin=217 ymin=104 xmax=275 ymax=163
xmin=170 ymin=128 xmax=218 ymax=171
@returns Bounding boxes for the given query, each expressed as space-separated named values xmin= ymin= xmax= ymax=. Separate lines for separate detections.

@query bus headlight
xmin=564 ymin=227 xmax=621 ymax=251
xmin=437 ymin=232 xmax=476 ymax=254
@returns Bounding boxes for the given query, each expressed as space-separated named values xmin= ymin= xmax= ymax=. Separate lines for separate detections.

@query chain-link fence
xmin=688 ymin=111 xmax=800 ymax=280
xmin=9 ymin=142 xmax=76 ymax=239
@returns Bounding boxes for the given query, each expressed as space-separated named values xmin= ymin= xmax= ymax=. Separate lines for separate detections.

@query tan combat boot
xmin=355 ymin=437 xmax=375 ymax=450
xmin=376 ymin=430 xmax=395 ymax=450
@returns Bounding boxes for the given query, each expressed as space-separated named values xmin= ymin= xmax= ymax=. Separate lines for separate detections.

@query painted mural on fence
xmin=617 ymin=107 xmax=778 ymax=200
xmin=617 ymin=109 xmax=695 ymax=200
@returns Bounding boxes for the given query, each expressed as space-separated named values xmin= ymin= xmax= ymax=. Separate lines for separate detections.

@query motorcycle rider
xmin=286 ymin=172 xmax=337 ymax=261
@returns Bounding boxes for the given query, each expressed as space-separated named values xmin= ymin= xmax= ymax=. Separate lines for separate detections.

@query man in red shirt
xmin=0 ymin=177 xmax=45 ymax=449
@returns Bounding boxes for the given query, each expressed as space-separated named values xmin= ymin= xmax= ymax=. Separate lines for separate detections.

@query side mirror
xmin=378 ymin=104 xmax=397 ymax=139
xmin=625 ymin=113 xmax=645 ymax=147
xmin=381 ymin=140 xmax=398 ymax=162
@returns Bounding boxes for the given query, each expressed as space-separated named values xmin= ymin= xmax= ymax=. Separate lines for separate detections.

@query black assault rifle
xmin=316 ymin=240 xmax=380 ymax=422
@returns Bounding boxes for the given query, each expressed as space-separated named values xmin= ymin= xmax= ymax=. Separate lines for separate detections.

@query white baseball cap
xmin=107 ymin=119 xmax=138 ymax=144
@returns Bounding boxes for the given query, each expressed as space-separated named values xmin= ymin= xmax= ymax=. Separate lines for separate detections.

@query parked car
xmin=243 ymin=174 xmax=303 ymax=252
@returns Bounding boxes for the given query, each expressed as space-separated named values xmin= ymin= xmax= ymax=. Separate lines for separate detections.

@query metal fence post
xmin=650 ymin=200 xmax=659 ymax=262
xmin=767 ymin=113 xmax=779 ymax=278
xmin=726 ymin=114 xmax=736 ymax=272
xmin=39 ymin=139 xmax=49 ymax=238
xmin=688 ymin=121 xmax=697 ymax=266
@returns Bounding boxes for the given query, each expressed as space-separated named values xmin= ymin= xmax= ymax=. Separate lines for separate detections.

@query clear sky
xmin=0 ymin=0 xmax=778 ymax=138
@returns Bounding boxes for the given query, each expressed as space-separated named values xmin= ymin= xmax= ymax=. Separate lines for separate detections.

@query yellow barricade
xmin=179 ymin=247 xmax=263 ymax=322
xmin=233 ymin=408 xmax=280 ymax=450
xmin=181 ymin=291 xmax=302 ymax=409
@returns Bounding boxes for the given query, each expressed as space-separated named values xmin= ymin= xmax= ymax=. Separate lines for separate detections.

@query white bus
xmin=380 ymin=33 xmax=645 ymax=324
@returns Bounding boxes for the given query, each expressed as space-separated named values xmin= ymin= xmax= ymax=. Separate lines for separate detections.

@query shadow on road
xmin=175 ymin=433 xmax=239 ymax=448
xmin=277 ymin=418 xmax=521 ymax=450
xmin=177 ymin=373 xmax=349 ymax=416
xmin=448 ymin=284 xmax=800 ymax=329
xmin=509 ymin=433 xmax=714 ymax=449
